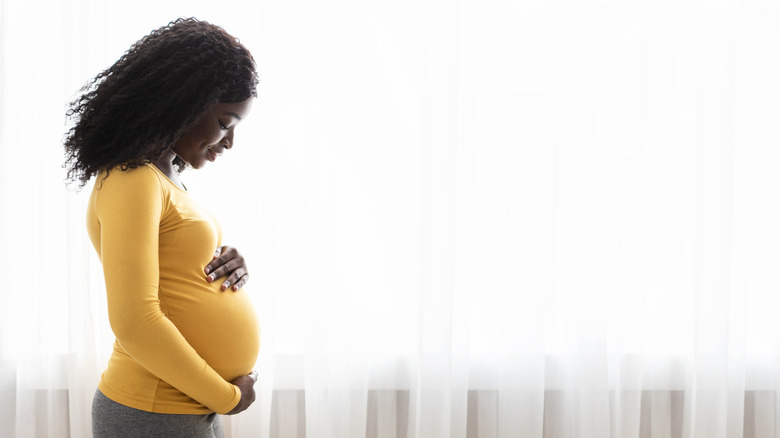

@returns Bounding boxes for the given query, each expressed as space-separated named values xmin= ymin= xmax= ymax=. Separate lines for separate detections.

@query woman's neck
xmin=153 ymin=150 xmax=185 ymax=189
xmin=153 ymin=150 xmax=175 ymax=174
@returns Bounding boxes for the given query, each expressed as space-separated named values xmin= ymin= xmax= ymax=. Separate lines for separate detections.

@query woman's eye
xmin=218 ymin=121 xmax=228 ymax=130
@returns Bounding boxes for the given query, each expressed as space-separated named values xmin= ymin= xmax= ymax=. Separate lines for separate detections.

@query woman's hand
xmin=225 ymin=371 xmax=258 ymax=415
xmin=204 ymin=246 xmax=249 ymax=292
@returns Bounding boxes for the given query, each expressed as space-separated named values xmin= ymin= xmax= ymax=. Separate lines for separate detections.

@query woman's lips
xmin=207 ymin=149 xmax=217 ymax=162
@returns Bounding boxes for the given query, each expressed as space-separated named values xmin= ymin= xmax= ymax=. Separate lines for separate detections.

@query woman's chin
xmin=188 ymin=160 xmax=207 ymax=170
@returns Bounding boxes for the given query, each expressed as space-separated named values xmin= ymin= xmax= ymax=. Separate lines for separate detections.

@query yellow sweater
xmin=86 ymin=163 xmax=260 ymax=414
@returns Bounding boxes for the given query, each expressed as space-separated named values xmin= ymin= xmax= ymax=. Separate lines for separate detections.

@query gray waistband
xmin=91 ymin=389 xmax=224 ymax=438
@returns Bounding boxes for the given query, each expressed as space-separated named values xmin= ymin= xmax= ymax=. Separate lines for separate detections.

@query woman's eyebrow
xmin=224 ymin=112 xmax=241 ymax=120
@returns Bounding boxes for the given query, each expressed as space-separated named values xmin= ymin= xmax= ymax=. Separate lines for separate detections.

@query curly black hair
xmin=63 ymin=17 xmax=258 ymax=188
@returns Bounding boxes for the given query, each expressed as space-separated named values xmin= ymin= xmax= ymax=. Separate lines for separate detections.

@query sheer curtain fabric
xmin=1 ymin=0 xmax=778 ymax=437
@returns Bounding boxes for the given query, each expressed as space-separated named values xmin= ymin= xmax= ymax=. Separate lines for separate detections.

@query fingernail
xmin=232 ymin=285 xmax=238 ymax=291
xmin=221 ymin=283 xmax=228 ymax=291
xmin=207 ymin=274 xmax=214 ymax=282
xmin=204 ymin=267 xmax=211 ymax=275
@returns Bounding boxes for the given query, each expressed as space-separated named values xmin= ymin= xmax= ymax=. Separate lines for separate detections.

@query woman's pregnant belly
xmin=161 ymin=278 xmax=260 ymax=381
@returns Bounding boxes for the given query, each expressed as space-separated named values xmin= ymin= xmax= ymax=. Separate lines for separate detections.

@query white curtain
xmin=2 ymin=0 xmax=780 ymax=437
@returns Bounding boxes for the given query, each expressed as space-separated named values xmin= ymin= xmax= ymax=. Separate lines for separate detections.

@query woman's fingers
xmin=222 ymin=269 xmax=248 ymax=292
xmin=231 ymin=273 xmax=249 ymax=292
xmin=206 ymin=259 xmax=241 ymax=284
xmin=204 ymin=248 xmax=238 ymax=277
xmin=204 ymin=247 xmax=228 ymax=275
xmin=204 ymin=246 xmax=249 ymax=291
xmin=226 ymin=373 xmax=258 ymax=415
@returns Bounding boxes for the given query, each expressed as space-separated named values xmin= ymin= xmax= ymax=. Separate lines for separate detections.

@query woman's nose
xmin=223 ymin=131 xmax=234 ymax=149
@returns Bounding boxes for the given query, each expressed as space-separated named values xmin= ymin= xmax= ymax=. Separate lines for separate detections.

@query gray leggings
xmin=92 ymin=389 xmax=225 ymax=438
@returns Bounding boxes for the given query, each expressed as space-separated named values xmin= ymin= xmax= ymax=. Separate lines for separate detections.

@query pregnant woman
xmin=63 ymin=18 xmax=260 ymax=437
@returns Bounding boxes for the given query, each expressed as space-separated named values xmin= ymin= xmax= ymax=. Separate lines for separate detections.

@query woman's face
xmin=172 ymin=97 xmax=254 ymax=169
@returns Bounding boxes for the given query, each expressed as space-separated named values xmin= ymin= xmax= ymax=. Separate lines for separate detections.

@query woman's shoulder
xmin=91 ymin=164 xmax=170 ymax=216
xmin=95 ymin=163 xmax=164 ymax=192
